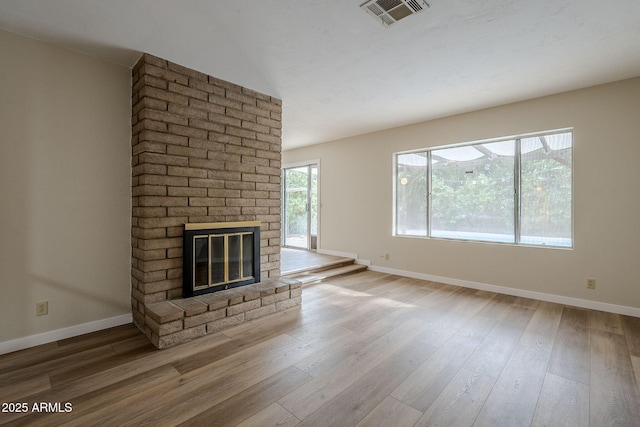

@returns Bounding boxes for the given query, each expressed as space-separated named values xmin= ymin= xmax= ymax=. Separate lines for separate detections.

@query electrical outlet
xmin=586 ymin=279 xmax=596 ymax=290
xmin=36 ymin=301 xmax=48 ymax=316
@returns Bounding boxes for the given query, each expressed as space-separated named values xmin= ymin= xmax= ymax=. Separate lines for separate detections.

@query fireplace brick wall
xmin=131 ymin=54 xmax=283 ymax=344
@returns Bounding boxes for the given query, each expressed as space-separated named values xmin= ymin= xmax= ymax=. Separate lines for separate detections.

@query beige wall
xmin=284 ymin=77 xmax=640 ymax=311
xmin=0 ymin=30 xmax=132 ymax=344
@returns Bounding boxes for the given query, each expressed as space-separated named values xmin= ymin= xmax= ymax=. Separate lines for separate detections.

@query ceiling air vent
xmin=360 ymin=0 xmax=429 ymax=27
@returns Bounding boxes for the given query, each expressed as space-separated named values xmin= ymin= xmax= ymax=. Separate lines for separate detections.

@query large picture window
xmin=394 ymin=129 xmax=572 ymax=247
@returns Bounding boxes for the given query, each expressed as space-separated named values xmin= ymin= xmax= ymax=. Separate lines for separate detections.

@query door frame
xmin=282 ymin=159 xmax=320 ymax=251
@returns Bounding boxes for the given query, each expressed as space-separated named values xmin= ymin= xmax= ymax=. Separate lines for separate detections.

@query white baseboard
xmin=0 ymin=313 xmax=133 ymax=355
xmin=366 ymin=264 xmax=640 ymax=318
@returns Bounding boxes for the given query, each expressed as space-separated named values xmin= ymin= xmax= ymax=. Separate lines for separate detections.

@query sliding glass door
xmin=283 ymin=163 xmax=318 ymax=250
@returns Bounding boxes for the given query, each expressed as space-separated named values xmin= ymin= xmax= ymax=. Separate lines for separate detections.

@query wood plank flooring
xmin=1 ymin=271 xmax=640 ymax=426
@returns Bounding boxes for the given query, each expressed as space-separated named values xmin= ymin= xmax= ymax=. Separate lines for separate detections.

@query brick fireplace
xmin=131 ymin=54 xmax=299 ymax=349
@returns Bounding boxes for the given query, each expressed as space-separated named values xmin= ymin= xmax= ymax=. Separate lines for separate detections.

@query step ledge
xmin=283 ymin=258 xmax=356 ymax=277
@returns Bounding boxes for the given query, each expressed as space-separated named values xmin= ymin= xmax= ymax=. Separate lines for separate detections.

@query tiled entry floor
xmin=280 ymin=247 xmax=348 ymax=275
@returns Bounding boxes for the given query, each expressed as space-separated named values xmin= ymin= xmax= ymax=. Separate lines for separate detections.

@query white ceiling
xmin=1 ymin=0 xmax=639 ymax=150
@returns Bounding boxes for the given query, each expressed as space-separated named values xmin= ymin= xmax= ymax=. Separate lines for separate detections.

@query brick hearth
xmin=146 ymin=277 xmax=301 ymax=349
xmin=131 ymin=53 xmax=293 ymax=348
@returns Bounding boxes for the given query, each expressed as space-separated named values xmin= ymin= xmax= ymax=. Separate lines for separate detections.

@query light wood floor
xmin=2 ymin=271 xmax=640 ymax=426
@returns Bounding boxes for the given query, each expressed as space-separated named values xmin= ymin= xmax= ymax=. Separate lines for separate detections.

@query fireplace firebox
xmin=183 ymin=222 xmax=261 ymax=297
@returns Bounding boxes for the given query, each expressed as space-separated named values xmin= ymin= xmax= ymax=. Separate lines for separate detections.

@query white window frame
xmin=393 ymin=128 xmax=574 ymax=248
